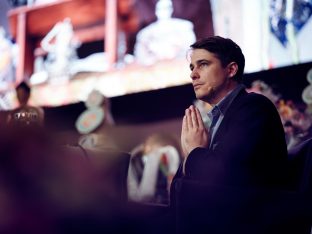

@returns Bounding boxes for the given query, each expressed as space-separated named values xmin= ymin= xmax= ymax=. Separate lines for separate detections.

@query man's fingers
xmin=181 ymin=115 xmax=188 ymax=157
xmin=185 ymin=107 xmax=193 ymax=128
xmin=190 ymin=105 xmax=200 ymax=127
xmin=194 ymin=106 xmax=205 ymax=128
xmin=182 ymin=115 xmax=188 ymax=132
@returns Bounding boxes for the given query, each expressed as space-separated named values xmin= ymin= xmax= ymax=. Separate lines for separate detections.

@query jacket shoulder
xmin=236 ymin=91 xmax=277 ymax=109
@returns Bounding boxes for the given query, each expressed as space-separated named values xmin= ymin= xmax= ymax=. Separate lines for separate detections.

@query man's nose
xmin=190 ymin=68 xmax=199 ymax=80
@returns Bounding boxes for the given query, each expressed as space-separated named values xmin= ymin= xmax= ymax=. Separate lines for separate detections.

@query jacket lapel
xmin=211 ymin=89 xmax=248 ymax=149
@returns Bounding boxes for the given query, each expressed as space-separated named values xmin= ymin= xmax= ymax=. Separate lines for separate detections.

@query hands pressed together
xmin=181 ymin=105 xmax=210 ymax=158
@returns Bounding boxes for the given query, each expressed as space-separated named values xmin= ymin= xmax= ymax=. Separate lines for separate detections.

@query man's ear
xmin=227 ymin=62 xmax=238 ymax=79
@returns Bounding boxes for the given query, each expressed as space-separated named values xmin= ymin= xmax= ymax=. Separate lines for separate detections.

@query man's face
xmin=189 ymin=49 xmax=231 ymax=105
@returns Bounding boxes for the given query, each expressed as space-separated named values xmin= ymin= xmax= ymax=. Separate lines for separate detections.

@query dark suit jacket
xmin=172 ymin=88 xmax=288 ymax=192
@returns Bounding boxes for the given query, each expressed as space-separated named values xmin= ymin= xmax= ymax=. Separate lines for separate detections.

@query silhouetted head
xmin=16 ymin=81 xmax=31 ymax=106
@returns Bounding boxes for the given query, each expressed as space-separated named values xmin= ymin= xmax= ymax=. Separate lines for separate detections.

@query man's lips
xmin=193 ymin=84 xmax=202 ymax=89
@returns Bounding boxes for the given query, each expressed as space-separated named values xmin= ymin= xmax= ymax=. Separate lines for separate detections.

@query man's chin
xmin=196 ymin=93 xmax=214 ymax=103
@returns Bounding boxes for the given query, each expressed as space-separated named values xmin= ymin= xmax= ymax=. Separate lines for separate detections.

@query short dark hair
xmin=16 ymin=81 xmax=30 ymax=93
xmin=190 ymin=36 xmax=245 ymax=83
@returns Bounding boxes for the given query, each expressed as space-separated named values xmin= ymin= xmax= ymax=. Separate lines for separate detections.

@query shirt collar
xmin=208 ymin=84 xmax=245 ymax=119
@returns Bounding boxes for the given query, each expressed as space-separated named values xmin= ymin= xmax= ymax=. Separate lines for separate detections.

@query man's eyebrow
xmin=190 ymin=59 xmax=210 ymax=68
xmin=196 ymin=59 xmax=210 ymax=64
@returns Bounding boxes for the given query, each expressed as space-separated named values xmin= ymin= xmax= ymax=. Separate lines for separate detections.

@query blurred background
xmin=0 ymin=0 xmax=312 ymax=151
xmin=0 ymin=1 xmax=312 ymax=232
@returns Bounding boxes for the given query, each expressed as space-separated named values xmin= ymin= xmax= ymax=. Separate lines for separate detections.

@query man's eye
xmin=199 ymin=63 xmax=208 ymax=68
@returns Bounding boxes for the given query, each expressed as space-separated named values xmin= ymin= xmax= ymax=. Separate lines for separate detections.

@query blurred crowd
xmin=247 ymin=80 xmax=312 ymax=150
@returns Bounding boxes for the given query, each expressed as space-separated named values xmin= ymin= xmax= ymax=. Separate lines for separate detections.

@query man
xmin=7 ymin=81 xmax=44 ymax=126
xmin=165 ymin=36 xmax=293 ymax=234
xmin=175 ymin=36 xmax=288 ymax=189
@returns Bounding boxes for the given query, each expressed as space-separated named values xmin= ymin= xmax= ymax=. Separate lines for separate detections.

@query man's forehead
xmin=189 ymin=49 xmax=216 ymax=62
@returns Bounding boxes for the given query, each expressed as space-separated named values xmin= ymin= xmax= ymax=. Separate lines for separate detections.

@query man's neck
xmin=209 ymin=82 xmax=239 ymax=106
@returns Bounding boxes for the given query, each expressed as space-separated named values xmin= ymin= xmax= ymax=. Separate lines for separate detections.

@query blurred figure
xmin=0 ymin=27 xmax=15 ymax=88
xmin=75 ymin=90 xmax=115 ymax=135
xmin=31 ymin=18 xmax=80 ymax=84
xmin=278 ymin=100 xmax=312 ymax=149
xmin=128 ymin=133 xmax=181 ymax=204
xmin=7 ymin=81 xmax=44 ymax=126
xmin=78 ymin=132 xmax=118 ymax=152
xmin=246 ymin=80 xmax=280 ymax=104
xmin=134 ymin=0 xmax=196 ymax=65
xmin=284 ymin=121 xmax=301 ymax=150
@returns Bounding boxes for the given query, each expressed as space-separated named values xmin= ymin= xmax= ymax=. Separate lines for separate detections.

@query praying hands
xmin=181 ymin=105 xmax=209 ymax=157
